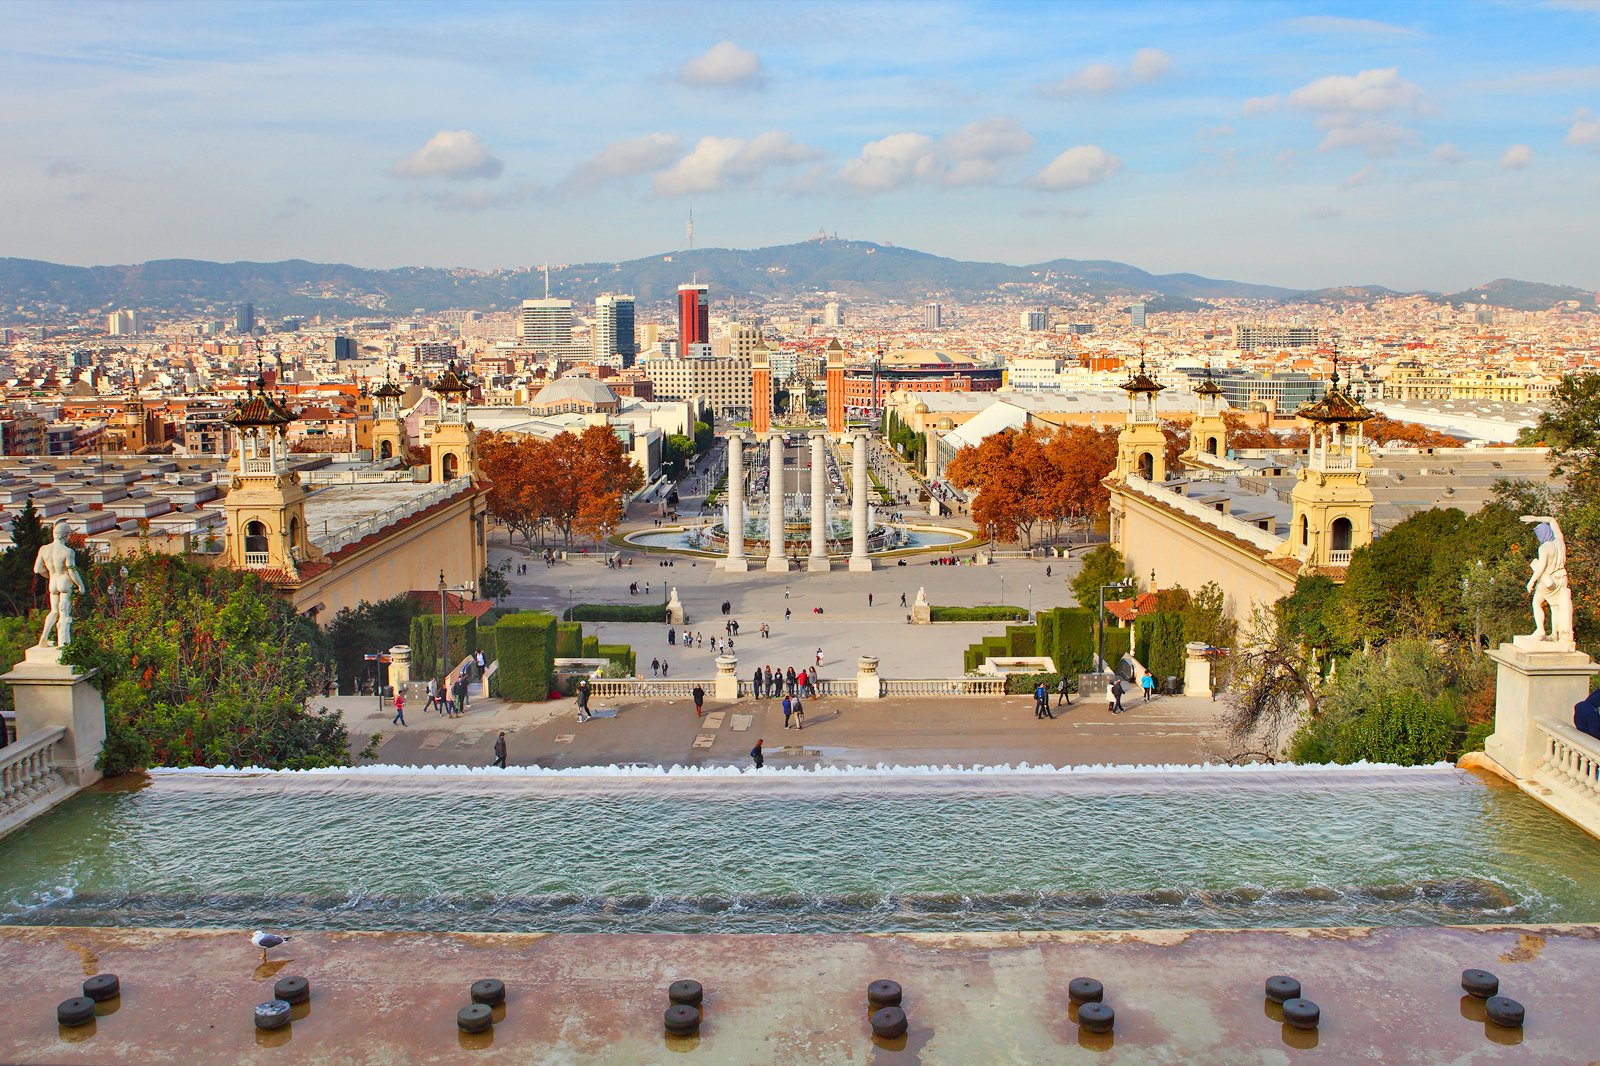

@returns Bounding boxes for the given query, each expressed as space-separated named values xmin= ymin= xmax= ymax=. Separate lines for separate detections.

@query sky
xmin=3 ymin=0 xmax=1598 ymax=291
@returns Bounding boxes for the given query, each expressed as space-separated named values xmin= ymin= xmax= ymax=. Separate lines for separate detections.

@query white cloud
xmin=1280 ymin=15 xmax=1421 ymax=37
xmin=1287 ymin=68 xmax=1425 ymax=114
xmin=391 ymin=130 xmax=504 ymax=181
xmin=651 ymin=132 xmax=822 ymax=196
xmin=1130 ymin=48 xmax=1172 ymax=82
xmin=837 ymin=118 xmax=1034 ymax=193
xmin=1026 ymin=145 xmax=1123 ymax=191
xmin=839 ymin=133 xmax=942 ymax=192
xmin=566 ymin=134 xmax=682 ymax=188
xmin=1500 ymin=144 xmax=1534 ymax=169
xmin=1432 ymin=142 xmax=1465 ymax=164
xmin=939 ymin=117 xmax=1036 ymax=186
xmin=1340 ymin=165 xmax=1375 ymax=189
xmin=678 ymin=41 xmax=765 ymax=88
xmin=1316 ymin=121 xmax=1415 ymax=156
xmin=1037 ymin=49 xmax=1171 ymax=98
xmin=1242 ymin=94 xmax=1279 ymax=116
xmin=1567 ymin=108 xmax=1600 ymax=145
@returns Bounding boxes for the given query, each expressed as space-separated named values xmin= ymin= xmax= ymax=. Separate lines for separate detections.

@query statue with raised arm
xmin=34 ymin=520 xmax=87 ymax=649
xmin=1521 ymin=515 xmax=1572 ymax=645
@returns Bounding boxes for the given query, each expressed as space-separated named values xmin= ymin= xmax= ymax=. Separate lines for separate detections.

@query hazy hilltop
xmin=0 ymin=239 xmax=1593 ymax=321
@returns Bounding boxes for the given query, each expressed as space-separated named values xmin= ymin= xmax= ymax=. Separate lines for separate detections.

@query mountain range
xmin=1 ymin=239 xmax=1593 ymax=322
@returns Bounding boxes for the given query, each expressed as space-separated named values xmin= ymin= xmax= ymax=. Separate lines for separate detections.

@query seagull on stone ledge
xmin=252 ymin=930 xmax=291 ymax=959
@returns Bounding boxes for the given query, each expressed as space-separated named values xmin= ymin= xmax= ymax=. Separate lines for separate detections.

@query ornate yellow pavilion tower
xmin=1113 ymin=350 xmax=1167 ymax=483
xmin=222 ymin=376 xmax=311 ymax=578
xmin=1273 ymin=364 xmax=1375 ymax=571
xmin=1181 ymin=371 xmax=1228 ymax=463
xmin=428 ymin=362 xmax=477 ymax=484
xmin=369 ymin=374 xmax=407 ymax=462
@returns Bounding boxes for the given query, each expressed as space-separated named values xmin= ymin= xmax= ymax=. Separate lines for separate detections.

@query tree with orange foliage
xmin=572 ymin=424 xmax=643 ymax=545
xmin=947 ymin=423 xmax=1121 ymax=547
xmin=1362 ymin=414 xmax=1461 ymax=449
xmin=1039 ymin=424 xmax=1119 ymax=542
xmin=1222 ymin=411 xmax=1309 ymax=449
xmin=477 ymin=426 xmax=642 ymax=548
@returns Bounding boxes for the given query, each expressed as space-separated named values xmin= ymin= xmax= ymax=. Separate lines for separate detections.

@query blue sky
xmin=3 ymin=0 xmax=1597 ymax=290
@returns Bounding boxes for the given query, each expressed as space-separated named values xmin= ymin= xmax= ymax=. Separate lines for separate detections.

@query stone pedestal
xmin=911 ymin=602 xmax=931 ymax=624
xmin=1484 ymin=641 xmax=1598 ymax=779
xmin=714 ymin=654 xmax=740 ymax=701
xmin=388 ymin=645 xmax=411 ymax=692
xmin=855 ymin=655 xmax=883 ymax=700
xmin=3 ymin=647 xmax=105 ymax=788
xmin=807 ymin=432 xmax=831 ymax=572
xmin=1183 ymin=642 xmax=1212 ymax=698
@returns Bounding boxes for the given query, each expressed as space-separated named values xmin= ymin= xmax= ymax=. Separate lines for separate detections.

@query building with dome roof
xmin=528 ymin=375 xmax=621 ymax=415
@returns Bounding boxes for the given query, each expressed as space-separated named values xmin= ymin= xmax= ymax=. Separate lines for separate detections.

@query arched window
xmin=442 ymin=452 xmax=459 ymax=480
xmin=1300 ymin=515 xmax=1309 ymax=546
xmin=1205 ymin=436 xmax=1218 ymax=455
xmin=1137 ymin=452 xmax=1154 ymax=480
xmin=288 ymin=516 xmax=300 ymax=547
xmin=245 ymin=520 xmax=269 ymax=555
xmin=379 ymin=440 xmax=392 ymax=459
xmin=1331 ymin=516 xmax=1353 ymax=551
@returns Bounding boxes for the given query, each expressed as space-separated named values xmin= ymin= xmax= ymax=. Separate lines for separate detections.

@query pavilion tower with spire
xmin=1113 ymin=345 xmax=1168 ymax=483
xmin=222 ymin=372 xmax=308 ymax=576
xmin=427 ymin=361 xmax=476 ymax=484
xmin=1273 ymin=352 xmax=1375 ymax=571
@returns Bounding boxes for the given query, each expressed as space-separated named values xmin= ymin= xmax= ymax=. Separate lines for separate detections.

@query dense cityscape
xmin=2 ymin=1 xmax=1599 ymax=1062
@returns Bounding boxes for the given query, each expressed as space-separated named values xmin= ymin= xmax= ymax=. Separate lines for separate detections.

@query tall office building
xmin=1129 ymin=302 xmax=1146 ymax=329
xmin=824 ymin=301 xmax=844 ymax=327
xmin=1021 ymin=310 xmax=1048 ymax=332
xmin=924 ymin=302 xmax=943 ymax=330
xmin=107 ymin=309 xmax=139 ymax=336
xmin=678 ymin=283 xmax=709 ymax=352
xmin=593 ymin=293 xmax=638 ymax=368
xmin=232 ymin=303 xmax=256 ymax=334
xmin=520 ymin=298 xmax=575 ymax=352
xmin=329 ymin=336 xmax=356 ymax=360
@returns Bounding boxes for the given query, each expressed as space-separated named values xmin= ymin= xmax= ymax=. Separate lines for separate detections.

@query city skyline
xmin=3 ymin=1 xmax=1598 ymax=291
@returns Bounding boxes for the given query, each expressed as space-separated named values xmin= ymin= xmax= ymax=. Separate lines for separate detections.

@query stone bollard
xmin=388 ymin=645 xmax=412 ymax=692
xmin=856 ymin=656 xmax=883 ymax=700
xmin=1183 ymin=642 xmax=1211 ymax=697
xmin=714 ymin=655 xmax=740 ymax=701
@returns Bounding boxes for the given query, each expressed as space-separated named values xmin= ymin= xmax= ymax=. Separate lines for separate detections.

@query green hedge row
xmin=597 ymin=643 xmax=636 ymax=674
xmin=564 ymin=602 xmax=668 ymax=622
xmin=1005 ymin=625 xmax=1036 ymax=657
xmin=929 ymin=605 xmax=1029 ymax=622
xmin=495 ymin=611 xmax=557 ymax=701
xmin=963 ymin=609 xmax=1134 ymax=678
xmin=1005 ymin=671 xmax=1070 ymax=695
xmin=556 ymin=621 xmax=583 ymax=657
xmin=582 ymin=635 xmax=600 ymax=657
xmin=409 ymin=614 xmax=477 ymax=679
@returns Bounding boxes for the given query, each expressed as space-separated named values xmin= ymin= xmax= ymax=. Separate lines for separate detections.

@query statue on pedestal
xmin=34 ymin=520 xmax=86 ymax=649
xmin=1521 ymin=515 xmax=1572 ymax=645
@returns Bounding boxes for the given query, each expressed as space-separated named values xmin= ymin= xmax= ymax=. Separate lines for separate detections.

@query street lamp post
xmin=1097 ymin=579 xmax=1136 ymax=680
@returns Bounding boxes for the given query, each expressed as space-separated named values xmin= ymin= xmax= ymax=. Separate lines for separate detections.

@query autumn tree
xmin=947 ymin=423 xmax=1120 ymax=548
xmin=1363 ymin=414 xmax=1461 ymax=449
xmin=477 ymin=426 xmax=643 ymax=548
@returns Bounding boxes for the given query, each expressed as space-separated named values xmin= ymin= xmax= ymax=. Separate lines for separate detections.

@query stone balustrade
xmin=1537 ymin=721 xmax=1600 ymax=805
xmin=578 ymin=676 xmax=1007 ymax=700
xmin=0 ymin=727 xmax=71 ymax=839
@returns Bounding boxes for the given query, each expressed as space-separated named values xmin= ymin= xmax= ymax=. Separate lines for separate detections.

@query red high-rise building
xmin=677 ymin=283 xmax=709 ymax=352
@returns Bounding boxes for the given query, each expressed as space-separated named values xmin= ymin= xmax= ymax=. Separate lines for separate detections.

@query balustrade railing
xmin=587 ymin=678 xmax=705 ymax=699
xmin=243 ymin=552 xmax=271 ymax=567
xmin=573 ymin=676 xmax=1005 ymax=699
xmin=1 ymin=728 xmax=68 ymax=815
xmin=1329 ymin=549 xmax=1353 ymax=566
xmin=1537 ymin=722 xmax=1600 ymax=804
xmin=882 ymin=678 xmax=1006 ymax=696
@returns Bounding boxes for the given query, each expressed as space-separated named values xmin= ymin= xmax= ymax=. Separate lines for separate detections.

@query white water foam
xmin=151 ymin=759 xmax=1460 ymax=780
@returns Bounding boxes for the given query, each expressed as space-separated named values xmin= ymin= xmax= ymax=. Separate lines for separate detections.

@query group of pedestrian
xmin=748 ymin=662 xmax=819 ymax=700
xmin=629 ymin=581 xmax=652 ymax=596
xmin=650 ymin=657 xmax=671 ymax=677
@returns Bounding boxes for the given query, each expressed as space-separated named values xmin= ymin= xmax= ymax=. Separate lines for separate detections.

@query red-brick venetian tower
xmin=825 ymin=338 xmax=846 ymax=435
xmin=750 ymin=339 xmax=772 ymax=435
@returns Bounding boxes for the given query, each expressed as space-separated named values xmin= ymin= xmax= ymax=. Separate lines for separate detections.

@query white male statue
xmin=35 ymin=520 xmax=87 ymax=649
xmin=1521 ymin=515 xmax=1573 ymax=645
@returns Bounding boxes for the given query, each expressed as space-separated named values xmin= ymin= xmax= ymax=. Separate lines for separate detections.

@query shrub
xmin=565 ymin=602 xmax=668 ymax=622
xmin=1051 ymin=608 xmax=1095 ymax=675
xmin=409 ymin=614 xmax=477 ymax=677
xmin=1004 ymin=671 xmax=1066 ymax=695
xmin=1036 ymin=611 xmax=1057 ymax=664
xmin=929 ymin=605 xmax=1029 ymax=621
xmin=556 ymin=621 xmax=583 ymax=657
xmin=477 ymin=625 xmax=497 ymax=665
xmin=982 ymin=636 xmax=1010 ymax=661
xmin=597 ymin=643 xmax=636 ymax=675
xmin=1005 ymin=625 xmax=1037 ymax=657
xmin=1290 ymin=690 xmax=1460 ymax=766
xmin=1136 ymin=611 xmax=1187 ymax=681
xmin=495 ymin=612 xmax=558 ymax=701
xmin=581 ymin=635 xmax=600 ymax=657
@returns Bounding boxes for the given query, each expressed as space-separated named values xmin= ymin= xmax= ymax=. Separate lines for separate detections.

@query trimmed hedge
xmin=1135 ymin=611 xmax=1187 ymax=682
xmin=1036 ymin=611 xmax=1056 ymax=664
xmin=495 ymin=611 xmax=558 ymax=701
xmin=1005 ymin=624 xmax=1037 ymax=657
xmin=477 ymin=625 xmax=497 ymax=665
xmin=565 ymin=602 xmax=668 ymax=623
xmin=597 ymin=643 xmax=636 ymax=675
xmin=929 ymin=605 xmax=1029 ymax=622
xmin=556 ymin=622 xmax=583 ymax=657
xmin=409 ymin=614 xmax=477 ymax=678
xmin=581 ymin=635 xmax=600 ymax=657
xmin=1005 ymin=671 xmax=1068 ymax=695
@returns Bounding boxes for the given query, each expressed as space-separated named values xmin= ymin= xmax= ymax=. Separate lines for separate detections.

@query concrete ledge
xmin=1 ymin=924 xmax=1595 ymax=1063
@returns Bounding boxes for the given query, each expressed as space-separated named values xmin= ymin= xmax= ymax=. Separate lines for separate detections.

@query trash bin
xmin=1163 ymin=676 xmax=1180 ymax=695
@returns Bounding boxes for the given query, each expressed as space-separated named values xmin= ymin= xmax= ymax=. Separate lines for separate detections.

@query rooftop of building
xmin=532 ymin=376 xmax=619 ymax=406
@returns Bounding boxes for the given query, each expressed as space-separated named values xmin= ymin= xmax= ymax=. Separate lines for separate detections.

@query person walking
xmin=868 ymin=592 xmax=873 ymax=607
xmin=784 ymin=607 xmax=791 ymax=621
xmin=391 ymin=689 xmax=406 ymax=726
xmin=693 ymin=683 xmax=705 ymax=717
xmin=815 ymin=647 xmax=824 ymax=672
xmin=750 ymin=739 xmax=765 ymax=769
xmin=1141 ymin=672 xmax=1156 ymax=703
xmin=492 ymin=731 xmax=507 ymax=769
xmin=1106 ymin=681 xmax=1117 ymax=715
xmin=1111 ymin=677 xmax=1125 ymax=714
xmin=661 ymin=659 xmax=669 ymax=677
xmin=651 ymin=657 xmax=660 ymax=678
xmin=454 ymin=674 xmax=469 ymax=716
xmin=475 ymin=648 xmax=486 ymax=680
xmin=781 ymin=694 xmax=793 ymax=729
xmin=576 ymin=678 xmax=591 ymax=722
xmin=900 ymin=592 xmax=907 ymax=608
xmin=1035 ymin=681 xmax=1054 ymax=720
xmin=1057 ymin=674 xmax=1072 ymax=709
xmin=791 ymin=695 xmax=805 ymax=730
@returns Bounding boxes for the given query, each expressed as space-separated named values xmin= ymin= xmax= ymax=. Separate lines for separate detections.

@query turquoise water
xmin=2 ymin=767 xmax=1599 ymax=934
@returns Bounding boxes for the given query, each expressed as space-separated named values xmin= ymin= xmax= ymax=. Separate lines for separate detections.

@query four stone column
xmin=850 ymin=431 xmax=873 ymax=572
xmin=808 ymin=431 xmax=830 ymax=572
xmin=724 ymin=431 xmax=749 ymax=572
xmin=766 ymin=432 xmax=790 ymax=572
